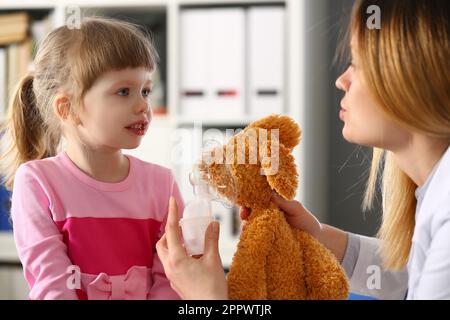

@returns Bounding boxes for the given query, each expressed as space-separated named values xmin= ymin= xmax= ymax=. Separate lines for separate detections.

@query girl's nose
xmin=136 ymin=98 xmax=150 ymax=114
xmin=336 ymin=67 xmax=351 ymax=92
xmin=136 ymin=98 xmax=152 ymax=121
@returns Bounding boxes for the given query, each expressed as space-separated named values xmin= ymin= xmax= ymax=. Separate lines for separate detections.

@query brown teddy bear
xmin=199 ymin=114 xmax=349 ymax=300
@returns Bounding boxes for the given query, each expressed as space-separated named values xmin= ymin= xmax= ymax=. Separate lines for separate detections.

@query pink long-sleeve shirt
xmin=11 ymin=151 xmax=184 ymax=300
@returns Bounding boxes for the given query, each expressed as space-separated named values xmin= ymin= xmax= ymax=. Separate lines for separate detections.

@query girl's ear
xmin=249 ymin=114 xmax=301 ymax=150
xmin=261 ymin=138 xmax=298 ymax=200
xmin=53 ymin=95 xmax=71 ymax=120
xmin=54 ymin=94 xmax=82 ymax=125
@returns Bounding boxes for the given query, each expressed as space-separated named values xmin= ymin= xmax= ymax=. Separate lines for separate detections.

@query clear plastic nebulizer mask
xmin=179 ymin=154 xmax=236 ymax=256
xmin=179 ymin=165 xmax=214 ymax=256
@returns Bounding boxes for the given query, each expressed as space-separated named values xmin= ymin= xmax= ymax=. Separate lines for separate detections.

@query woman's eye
xmin=117 ymin=88 xmax=130 ymax=96
xmin=142 ymin=88 xmax=152 ymax=97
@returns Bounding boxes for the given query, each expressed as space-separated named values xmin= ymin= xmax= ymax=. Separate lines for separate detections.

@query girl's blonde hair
xmin=350 ymin=0 xmax=450 ymax=270
xmin=0 ymin=17 xmax=158 ymax=190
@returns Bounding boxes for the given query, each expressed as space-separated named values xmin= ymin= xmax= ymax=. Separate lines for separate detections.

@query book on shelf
xmin=0 ymin=38 xmax=33 ymax=121
xmin=0 ymin=48 xmax=6 ymax=119
xmin=7 ymin=38 xmax=33 ymax=93
xmin=0 ymin=12 xmax=29 ymax=46
xmin=0 ymin=12 xmax=54 ymax=121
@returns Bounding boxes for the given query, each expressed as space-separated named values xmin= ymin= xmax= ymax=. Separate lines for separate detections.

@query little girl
xmin=0 ymin=17 xmax=184 ymax=300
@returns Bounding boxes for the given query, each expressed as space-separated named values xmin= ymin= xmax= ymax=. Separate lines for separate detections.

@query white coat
xmin=349 ymin=146 xmax=450 ymax=300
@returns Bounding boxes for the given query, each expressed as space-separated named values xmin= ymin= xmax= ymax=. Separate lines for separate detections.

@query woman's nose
xmin=336 ymin=68 xmax=351 ymax=92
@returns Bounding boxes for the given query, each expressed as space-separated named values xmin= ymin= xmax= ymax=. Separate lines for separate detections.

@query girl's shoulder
xmin=13 ymin=152 xmax=67 ymax=195
xmin=16 ymin=152 xmax=66 ymax=179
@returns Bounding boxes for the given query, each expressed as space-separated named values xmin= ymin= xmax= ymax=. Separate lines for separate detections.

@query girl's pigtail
xmin=0 ymin=74 xmax=59 ymax=190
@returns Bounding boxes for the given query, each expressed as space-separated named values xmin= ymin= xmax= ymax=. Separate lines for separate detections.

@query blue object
xmin=0 ymin=179 xmax=12 ymax=231
xmin=348 ymin=293 xmax=377 ymax=300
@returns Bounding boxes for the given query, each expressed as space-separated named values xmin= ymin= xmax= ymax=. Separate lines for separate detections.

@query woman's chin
xmin=342 ymin=126 xmax=365 ymax=146
xmin=342 ymin=127 xmax=381 ymax=148
xmin=342 ymin=126 xmax=355 ymax=143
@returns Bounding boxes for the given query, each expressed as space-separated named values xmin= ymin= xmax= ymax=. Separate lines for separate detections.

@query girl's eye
xmin=142 ymin=88 xmax=152 ymax=97
xmin=117 ymin=88 xmax=130 ymax=96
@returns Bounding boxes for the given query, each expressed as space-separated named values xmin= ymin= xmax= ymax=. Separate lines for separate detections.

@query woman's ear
xmin=261 ymin=138 xmax=298 ymax=200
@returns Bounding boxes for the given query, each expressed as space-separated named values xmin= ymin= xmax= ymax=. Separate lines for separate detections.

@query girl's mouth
xmin=125 ymin=121 xmax=148 ymax=136
xmin=126 ymin=126 xmax=146 ymax=136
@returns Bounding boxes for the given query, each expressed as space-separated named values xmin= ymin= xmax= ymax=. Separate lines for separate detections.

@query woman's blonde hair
xmin=349 ymin=0 xmax=450 ymax=270
xmin=0 ymin=17 xmax=158 ymax=190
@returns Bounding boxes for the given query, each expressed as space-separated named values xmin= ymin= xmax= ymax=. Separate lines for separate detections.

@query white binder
xmin=208 ymin=8 xmax=245 ymax=118
xmin=248 ymin=7 xmax=285 ymax=117
xmin=180 ymin=8 xmax=246 ymax=119
xmin=180 ymin=10 xmax=211 ymax=117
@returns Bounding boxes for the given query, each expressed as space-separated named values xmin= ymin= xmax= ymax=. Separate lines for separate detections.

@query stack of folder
xmin=179 ymin=7 xmax=285 ymax=120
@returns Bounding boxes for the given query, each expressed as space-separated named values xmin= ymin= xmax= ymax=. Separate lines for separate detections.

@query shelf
xmin=76 ymin=3 xmax=167 ymax=10
xmin=175 ymin=115 xmax=255 ymax=128
xmin=178 ymin=0 xmax=285 ymax=6
xmin=0 ymin=0 xmax=168 ymax=9
xmin=0 ymin=231 xmax=19 ymax=263
xmin=68 ymin=0 xmax=170 ymax=7
xmin=0 ymin=0 xmax=286 ymax=8
xmin=0 ymin=1 xmax=55 ymax=10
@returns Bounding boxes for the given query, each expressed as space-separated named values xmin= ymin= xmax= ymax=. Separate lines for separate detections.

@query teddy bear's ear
xmin=249 ymin=114 xmax=301 ymax=150
xmin=260 ymin=138 xmax=298 ymax=200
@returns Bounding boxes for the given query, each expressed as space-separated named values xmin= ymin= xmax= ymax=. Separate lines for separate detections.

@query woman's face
xmin=335 ymin=40 xmax=411 ymax=151
xmin=76 ymin=67 xmax=153 ymax=150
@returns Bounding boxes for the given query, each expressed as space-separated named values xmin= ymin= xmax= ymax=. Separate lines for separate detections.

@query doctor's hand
xmin=156 ymin=197 xmax=228 ymax=300
xmin=240 ymin=193 xmax=323 ymax=240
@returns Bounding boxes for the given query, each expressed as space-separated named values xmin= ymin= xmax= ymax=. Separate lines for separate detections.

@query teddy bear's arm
xmin=227 ymin=217 xmax=276 ymax=300
xmin=297 ymin=230 xmax=350 ymax=300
